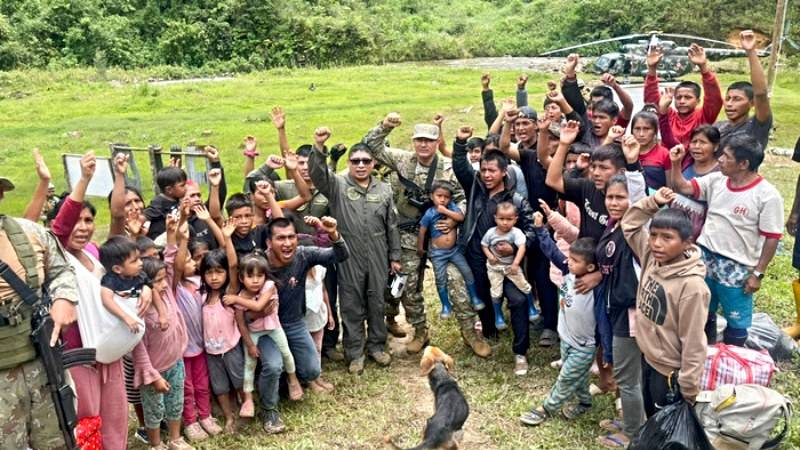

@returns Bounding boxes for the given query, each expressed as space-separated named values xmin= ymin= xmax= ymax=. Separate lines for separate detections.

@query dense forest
xmin=0 ymin=0 xmax=796 ymax=71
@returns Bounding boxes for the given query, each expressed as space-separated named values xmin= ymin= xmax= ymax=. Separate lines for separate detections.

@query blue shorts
xmin=705 ymin=276 xmax=753 ymax=329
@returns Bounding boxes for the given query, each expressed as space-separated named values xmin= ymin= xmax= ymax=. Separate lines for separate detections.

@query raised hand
xmin=168 ymin=156 xmax=181 ymax=168
xmin=284 ymin=151 xmax=298 ymax=171
xmin=79 ymin=150 xmax=97 ymax=181
xmin=621 ymin=135 xmax=641 ymax=163
xmin=517 ymin=74 xmax=528 ymax=89
xmin=125 ymin=209 xmax=146 ymax=237
xmin=537 ymin=117 xmax=551 ymax=132
xmin=266 ymin=155 xmax=284 ymax=170
xmin=208 ymin=168 xmax=222 ymax=187
xmin=255 ymin=180 xmax=274 ymax=200
xmin=456 ymin=126 xmax=474 ymax=141
xmin=500 ymin=97 xmax=515 ymax=112
xmin=304 ymin=215 xmax=322 ymax=229
xmin=166 ymin=213 xmax=179 ymax=235
xmin=601 ymin=73 xmax=618 ymax=86
xmin=319 ymin=216 xmax=338 ymax=235
xmin=647 ymin=46 xmax=663 ymax=69
xmin=669 ymin=144 xmax=686 ymax=164
xmin=564 ymin=54 xmax=580 ymax=77
xmin=113 ymin=152 xmax=129 ymax=176
xmin=33 ymin=148 xmax=52 ymax=181
xmin=659 ymin=87 xmax=675 ymax=114
xmin=432 ymin=113 xmax=444 ymax=127
xmin=314 ymin=127 xmax=332 ymax=147
xmin=204 ymin=145 xmax=220 ymax=163
xmin=687 ymin=43 xmax=708 ymax=68
xmin=330 ymin=143 xmax=348 ymax=162
xmin=576 ymin=153 xmax=591 ymax=171
xmin=533 ymin=211 xmax=544 ymax=228
xmin=537 ymin=198 xmax=553 ymax=216
xmin=560 ymin=120 xmax=580 ymax=145
xmin=178 ymin=221 xmax=190 ymax=241
xmin=503 ymin=107 xmax=519 ymax=123
xmin=222 ymin=218 xmax=236 ymax=238
xmin=271 ymin=106 xmax=286 ymax=130
xmin=193 ymin=204 xmax=211 ymax=222
xmin=547 ymin=89 xmax=566 ymax=105
xmin=547 ymin=80 xmax=558 ymax=92
xmin=607 ymin=125 xmax=625 ymax=142
xmin=740 ymin=30 xmax=757 ymax=52
xmin=481 ymin=73 xmax=491 ymax=89
xmin=653 ymin=186 xmax=676 ymax=206
xmin=243 ymin=135 xmax=258 ymax=156
xmin=383 ymin=112 xmax=401 ymax=129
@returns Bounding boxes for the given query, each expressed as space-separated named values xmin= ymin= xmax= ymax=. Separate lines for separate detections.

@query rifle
xmin=416 ymin=232 xmax=430 ymax=293
xmin=0 ymin=260 xmax=95 ymax=450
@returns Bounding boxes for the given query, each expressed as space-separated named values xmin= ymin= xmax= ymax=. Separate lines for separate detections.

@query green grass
xmin=1 ymin=65 xmax=799 ymax=449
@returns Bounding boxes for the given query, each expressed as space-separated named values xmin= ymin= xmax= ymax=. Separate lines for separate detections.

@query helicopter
xmin=540 ymin=32 xmax=771 ymax=80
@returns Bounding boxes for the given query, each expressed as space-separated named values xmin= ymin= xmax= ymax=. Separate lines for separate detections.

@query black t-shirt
xmin=596 ymin=224 xmax=639 ymax=338
xmin=562 ymin=177 xmax=608 ymax=240
xmin=231 ymin=224 xmax=269 ymax=258
xmin=519 ymin=148 xmax=558 ymax=211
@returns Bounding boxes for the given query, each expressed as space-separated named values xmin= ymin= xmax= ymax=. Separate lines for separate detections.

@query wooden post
xmin=767 ymin=0 xmax=789 ymax=92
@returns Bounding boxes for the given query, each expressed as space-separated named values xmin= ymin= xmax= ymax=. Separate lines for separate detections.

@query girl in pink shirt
xmin=224 ymin=252 xmax=302 ymax=417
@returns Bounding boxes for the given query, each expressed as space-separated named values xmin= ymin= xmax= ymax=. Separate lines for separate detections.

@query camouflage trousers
xmin=0 ymin=359 xmax=65 ymax=450
xmin=386 ymin=248 xmax=477 ymax=334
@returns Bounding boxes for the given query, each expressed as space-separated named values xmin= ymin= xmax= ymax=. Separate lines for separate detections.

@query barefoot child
xmin=417 ymin=181 xmax=486 ymax=318
xmin=520 ymin=212 xmax=598 ymax=426
xmin=224 ymin=252 xmax=303 ymax=417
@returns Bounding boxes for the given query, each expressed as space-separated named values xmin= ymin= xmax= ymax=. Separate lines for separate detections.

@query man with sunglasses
xmin=308 ymin=139 xmax=401 ymax=374
xmin=362 ymin=113 xmax=491 ymax=358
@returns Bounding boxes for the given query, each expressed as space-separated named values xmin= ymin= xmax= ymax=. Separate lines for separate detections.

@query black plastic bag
xmin=629 ymin=399 xmax=713 ymax=450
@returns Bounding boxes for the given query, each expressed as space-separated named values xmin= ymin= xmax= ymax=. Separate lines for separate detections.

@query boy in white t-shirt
xmin=670 ymin=134 xmax=783 ymax=345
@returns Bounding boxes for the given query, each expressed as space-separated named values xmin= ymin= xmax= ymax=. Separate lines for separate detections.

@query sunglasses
xmin=349 ymin=158 xmax=373 ymax=166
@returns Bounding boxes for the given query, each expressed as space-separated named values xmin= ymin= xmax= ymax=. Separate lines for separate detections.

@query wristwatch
xmin=752 ymin=271 xmax=765 ymax=280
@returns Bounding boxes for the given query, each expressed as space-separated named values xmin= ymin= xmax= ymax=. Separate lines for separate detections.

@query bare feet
xmin=288 ymin=379 xmax=304 ymax=401
xmin=309 ymin=378 xmax=334 ymax=394
xmin=239 ymin=398 xmax=254 ymax=418
xmin=224 ymin=417 xmax=236 ymax=434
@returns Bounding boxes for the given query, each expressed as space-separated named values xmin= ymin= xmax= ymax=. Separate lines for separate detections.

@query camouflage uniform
xmin=0 ymin=217 xmax=78 ymax=449
xmin=362 ymin=124 xmax=478 ymax=337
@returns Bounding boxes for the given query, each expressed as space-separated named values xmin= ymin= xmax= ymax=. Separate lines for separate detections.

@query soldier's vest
xmin=276 ymin=182 xmax=329 ymax=236
xmin=0 ymin=216 xmax=41 ymax=369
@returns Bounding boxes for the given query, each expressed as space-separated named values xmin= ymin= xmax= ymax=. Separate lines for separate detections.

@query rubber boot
xmin=493 ymin=301 xmax=508 ymax=331
xmin=526 ymin=293 xmax=540 ymax=323
xmin=437 ymin=287 xmax=452 ymax=319
xmin=466 ymin=283 xmax=486 ymax=311
xmin=784 ymin=279 xmax=800 ymax=338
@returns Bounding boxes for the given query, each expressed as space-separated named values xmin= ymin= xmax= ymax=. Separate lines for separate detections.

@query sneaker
xmin=323 ymin=348 xmax=345 ymax=362
xmin=550 ymin=358 xmax=563 ymax=369
xmin=199 ymin=417 xmax=223 ymax=436
xmin=348 ymin=356 xmax=365 ymax=374
xmin=514 ymin=355 xmax=529 ymax=376
xmin=168 ymin=437 xmax=196 ymax=450
xmin=149 ymin=444 xmax=168 ymax=450
xmin=520 ymin=406 xmax=551 ymax=426
xmin=135 ymin=427 xmax=149 ymax=444
xmin=369 ymin=351 xmax=392 ymax=366
xmin=561 ymin=402 xmax=592 ymax=420
xmin=183 ymin=422 xmax=208 ymax=442
xmin=538 ymin=329 xmax=558 ymax=347
xmin=262 ymin=410 xmax=286 ymax=434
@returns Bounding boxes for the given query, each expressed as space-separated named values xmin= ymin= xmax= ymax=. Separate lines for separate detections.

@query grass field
xmin=0 ymin=65 xmax=799 ymax=449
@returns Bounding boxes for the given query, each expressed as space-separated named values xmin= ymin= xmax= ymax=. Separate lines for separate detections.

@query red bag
xmin=701 ymin=343 xmax=776 ymax=391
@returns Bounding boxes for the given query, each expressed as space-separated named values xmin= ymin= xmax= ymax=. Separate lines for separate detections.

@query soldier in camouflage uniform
xmin=308 ymin=141 xmax=402 ymax=374
xmin=362 ymin=113 xmax=491 ymax=357
xmin=0 ymin=176 xmax=80 ymax=449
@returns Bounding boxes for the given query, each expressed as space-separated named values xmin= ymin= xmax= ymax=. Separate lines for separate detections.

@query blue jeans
xmin=430 ymin=246 xmax=474 ymax=289
xmin=257 ymin=320 xmax=320 ymax=413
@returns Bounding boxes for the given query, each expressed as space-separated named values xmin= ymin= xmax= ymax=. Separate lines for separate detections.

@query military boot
xmin=406 ymin=327 xmax=430 ymax=354
xmin=461 ymin=329 xmax=492 ymax=358
xmin=386 ymin=317 xmax=407 ymax=338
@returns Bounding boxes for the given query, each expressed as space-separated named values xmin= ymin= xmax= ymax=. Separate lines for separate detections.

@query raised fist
xmin=383 ymin=112 xmax=401 ymax=129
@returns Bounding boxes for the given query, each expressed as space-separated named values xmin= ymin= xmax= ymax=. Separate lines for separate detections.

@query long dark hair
xmin=199 ymin=249 xmax=229 ymax=297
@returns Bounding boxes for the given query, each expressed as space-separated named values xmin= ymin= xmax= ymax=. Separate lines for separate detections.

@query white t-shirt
xmin=481 ymin=226 xmax=527 ymax=265
xmin=691 ymin=172 xmax=784 ymax=267
xmin=557 ymin=273 xmax=596 ymax=351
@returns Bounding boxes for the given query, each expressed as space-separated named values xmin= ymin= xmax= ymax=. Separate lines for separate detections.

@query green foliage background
xmin=0 ymin=0 xmax=797 ymax=71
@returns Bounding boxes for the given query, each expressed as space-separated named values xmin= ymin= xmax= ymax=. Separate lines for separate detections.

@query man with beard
xmin=309 ymin=139 xmax=401 ymax=374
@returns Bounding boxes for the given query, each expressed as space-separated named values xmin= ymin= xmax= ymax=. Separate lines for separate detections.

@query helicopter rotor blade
xmin=539 ymin=34 xmax=648 ymax=56
xmin=657 ymin=33 xmax=740 ymax=49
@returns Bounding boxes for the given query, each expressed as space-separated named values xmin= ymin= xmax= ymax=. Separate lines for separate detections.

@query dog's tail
xmin=382 ymin=435 xmax=424 ymax=450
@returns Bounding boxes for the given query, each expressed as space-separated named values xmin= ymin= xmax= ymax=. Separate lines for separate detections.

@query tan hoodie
xmin=621 ymin=196 xmax=710 ymax=399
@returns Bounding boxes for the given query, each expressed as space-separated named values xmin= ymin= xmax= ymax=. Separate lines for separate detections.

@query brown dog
xmin=385 ymin=346 xmax=469 ymax=450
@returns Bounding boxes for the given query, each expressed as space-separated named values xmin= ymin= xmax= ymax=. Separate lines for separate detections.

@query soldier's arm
xmin=452 ymin=138 xmax=475 ymax=197
xmin=308 ymin=146 xmax=340 ymax=201
xmin=361 ymin=118 xmax=402 ymax=170
xmin=32 ymin=220 xmax=79 ymax=305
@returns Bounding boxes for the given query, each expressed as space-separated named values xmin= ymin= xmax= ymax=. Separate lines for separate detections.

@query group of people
xmin=0 ymin=29 xmax=798 ymax=450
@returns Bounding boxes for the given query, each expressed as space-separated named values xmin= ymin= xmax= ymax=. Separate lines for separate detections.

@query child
xmin=223 ymin=252 xmax=303 ymax=418
xmin=144 ymin=166 xmax=188 ymax=240
xmin=417 ymin=181 xmax=486 ymax=319
xmin=621 ymin=188 xmax=710 ymax=415
xmin=131 ymin=217 xmax=192 ymax=450
xmin=224 ymin=193 xmax=270 ymax=258
xmin=520 ymin=211 xmax=598 ymax=426
xmin=480 ymin=202 xmax=536 ymax=330
xmin=200 ymin=248 xmax=244 ymax=434
xmin=174 ymin=207 xmax=223 ymax=441
xmin=303 ymin=262 xmax=335 ymax=393
xmin=98 ymin=236 xmax=155 ymax=335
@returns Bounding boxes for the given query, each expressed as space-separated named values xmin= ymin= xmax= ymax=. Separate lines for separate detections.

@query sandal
xmin=519 ymin=406 xmax=551 ymax=426
xmin=561 ymin=402 xmax=592 ymax=420
xmin=597 ymin=432 xmax=629 ymax=448
xmin=599 ymin=418 xmax=623 ymax=434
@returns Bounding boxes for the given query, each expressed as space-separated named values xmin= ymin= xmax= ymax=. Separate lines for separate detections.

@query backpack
xmin=694 ymin=384 xmax=792 ymax=450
